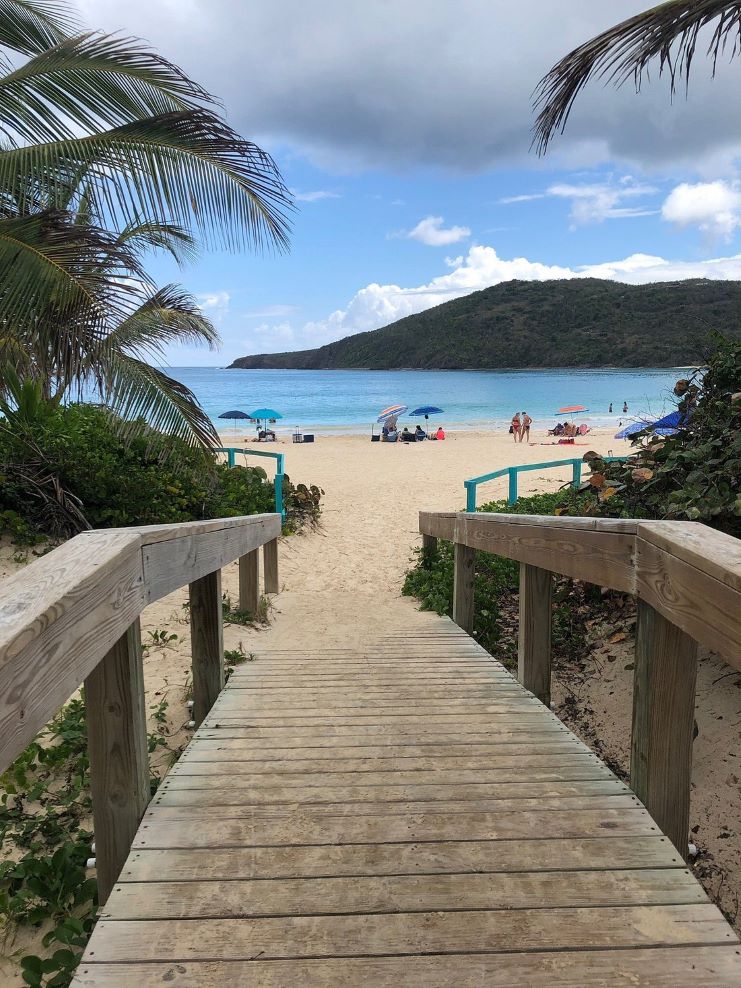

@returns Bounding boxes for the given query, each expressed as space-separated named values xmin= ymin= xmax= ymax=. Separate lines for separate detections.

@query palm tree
xmin=533 ymin=1 xmax=741 ymax=154
xmin=1 ymin=0 xmax=292 ymax=445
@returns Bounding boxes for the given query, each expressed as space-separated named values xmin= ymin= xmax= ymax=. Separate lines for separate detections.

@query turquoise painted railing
xmin=464 ymin=455 xmax=631 ymax=511
xmin=215 ymin=447 xmax=286 ymax=519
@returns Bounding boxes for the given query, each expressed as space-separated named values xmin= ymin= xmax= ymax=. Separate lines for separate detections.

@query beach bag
xmin=508 ymin=425 xmax=513 ymax=434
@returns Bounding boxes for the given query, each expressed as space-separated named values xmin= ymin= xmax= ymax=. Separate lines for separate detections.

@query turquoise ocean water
xmin=170 ymin=366 xmax=689 ymax=434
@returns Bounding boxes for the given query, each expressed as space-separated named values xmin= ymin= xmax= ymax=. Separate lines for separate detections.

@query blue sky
xmin=80 ymin=0 xmax=741 ymax=364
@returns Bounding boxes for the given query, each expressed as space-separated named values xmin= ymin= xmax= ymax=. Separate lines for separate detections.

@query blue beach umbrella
xmin=218 ymin=409 xmax=252 ymax=431
xmin=410 ymin=406 xmax=444 ymax=418
xmin=250 ymin=407 xmax=283 ymax=421
xmin=615 ymin=410 xmax=689 ymax=440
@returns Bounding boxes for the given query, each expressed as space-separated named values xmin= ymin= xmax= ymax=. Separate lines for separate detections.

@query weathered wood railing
xmin=0 ymin=513 xmax=281 ymax=903
xmin=420 ymin=511 xmax=741 ymax=856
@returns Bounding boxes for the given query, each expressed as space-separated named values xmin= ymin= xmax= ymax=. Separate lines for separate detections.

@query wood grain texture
xmin=238 ymin=548 xmax=259 ymax=615
xmin=189 ymin=571 xmax=224 ymax=727
xmin=452 ymin=542 xmax=475 ymax=633
xmin=263 ymin=537 xmax=279 ymax=594
xmin=144 ymin=518 xmax=278 ymax=604
xmin=84 ymin=620 xmax=149 ymax=905
xmin=518 ymin=562 xmax=553 ymax=705
xmin=0 ymin=533 xmax=144 ymax=771
xmin=631 ymin=599 xmax=699 ymax=856
xmin=71 ymin=948 xmax=741 ymax=987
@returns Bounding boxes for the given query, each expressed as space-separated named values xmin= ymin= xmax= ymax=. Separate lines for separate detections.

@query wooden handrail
xmin=0 ymin=512 xmax=281 ymax=901
xmin=418 ymin=510 xmax=741 ymax=856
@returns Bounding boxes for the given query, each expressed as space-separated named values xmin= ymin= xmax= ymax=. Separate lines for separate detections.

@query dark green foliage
xmin=228 ymin=278 xmax=741 ymax=370
xmin=0 ymin=403 xmax=320 ymax=539
xmin=569 ymin=338 xmax=741 ymax=536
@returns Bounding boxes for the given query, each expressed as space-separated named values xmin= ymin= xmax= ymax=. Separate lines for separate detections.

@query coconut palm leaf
xmin=533 ymin=0 xmax=741 ymax=153
xmin=1 ymin=110 xmax=292 ymax=250
xmin=0 ymin=210 xmax=141 ymax=333
xmin=115 ymin=220 xmax=199 ymax=265
xmin=0 ymin=0 xmax=73 ymax=58
xmin=104 ymin=354 xmax=219 ymax=448
xmin=1 ymin=30 xmax=213 ymax=146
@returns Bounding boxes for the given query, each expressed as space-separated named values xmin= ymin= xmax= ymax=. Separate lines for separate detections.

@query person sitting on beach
xmin=257 ymin=428 xmax=276 ymax=442
xmin=511 ymin=412 xmax=521 ymax=441
xmin=385 ymin=427 xmax=398 ymax=442
xmin=414 ymin=425 xmax=426 ymax=440
xmin=401 ymin=426 xmax=414 ymax=442
xmin=548 ymin=422 xmax=564 ymax=436
xmin=520 ymin=412 xmax=532 ymax=444
xmin=436 ymin=426 xmax=445 ymax=440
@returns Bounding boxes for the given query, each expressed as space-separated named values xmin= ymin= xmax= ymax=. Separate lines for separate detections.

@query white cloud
xmin=257 ymin=245 xmax=741 ymax=351
xmin=403 ymin=215 xmax=471 ymax=246
xmin=662 ymin=180 xmax=741 ymax=240
xmin=500 ymin=177 xmax=658 ymax=226
xmin=197 ymin=291 xmax=230 ymax=312
xmin=245 ymin=304 xmax=298 ymax=318
xmin=292 ymin=189 xmax=342 ymax=202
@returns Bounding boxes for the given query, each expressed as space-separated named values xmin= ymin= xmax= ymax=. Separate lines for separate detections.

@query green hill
xmin=228 ymin=278 xmax=741 ymax=370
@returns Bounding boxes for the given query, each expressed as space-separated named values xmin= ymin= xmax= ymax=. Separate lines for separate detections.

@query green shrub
xmin=0 ymin=403 xmax=318 ymax=538
xmin=567 ymin=337 xmax=741 ymax=536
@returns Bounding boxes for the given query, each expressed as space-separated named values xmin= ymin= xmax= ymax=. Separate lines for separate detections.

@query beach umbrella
xmin=250 ymin=407 xmax=283 ymax=421
xmin=377 ymin=404 xmax=407 ymax=423
xmin=410 ymin=405 xmax=444 ymax=420
xmin=615 ymin=409 xmax=688 ymax=440
xmin=556 ymin=404 xmax=589 ymax=414
xmin=218 ymin=409 xmax=252 ymax=431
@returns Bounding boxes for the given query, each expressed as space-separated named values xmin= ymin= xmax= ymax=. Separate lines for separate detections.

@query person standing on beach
xmin=521 ymin=411 xmax=532 ymax=443
xmin=623 ymin=401 xmax=628 ymax=413
xmin=609 ymin=403 xmax=613 ymax=413
xmin=511 ymin=412 xmax=521 ymax=442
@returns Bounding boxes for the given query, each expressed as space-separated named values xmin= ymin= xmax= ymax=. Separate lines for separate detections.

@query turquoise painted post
xmin=227 ymin=448 xmax=236 ymax=468
xmin=571 ymin=458 xmax=582 ymax=489
xmin=274 ymin=473 xmax=285 ymax=519
xmin=465 ymin=480 xmax=477 ymax=513
xmin=508 ymin=468 xmax=517 ymax=505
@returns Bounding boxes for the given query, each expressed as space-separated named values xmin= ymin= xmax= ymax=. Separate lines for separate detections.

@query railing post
xmin=263 ymin=537 xmax=279 ymax=594
xmin=189 ymin=570 xmax=224 ymax=727
xmin=508 ymin=468 xmax=517 ymax=505
xmin=422 ymin=533 xmax=438 ymax=569
xmin=453 ymin=542 xmax=475 ymax=634
xmin=465 ymin=480 xmax=477 ymax=513
xmin=571 ymin=458 xmax=582 ymax=489
xmin=238 ymin=548 xmax=260 ymax=615
xmin=630 ymin=599 xmax=699 ymax=856
xmin=227 ymin=449 xmax=236 ymax=468
xmin=84 ymin=618 xmax=149 ymax=906
xmin=517 ymin=563 xmax=553 ymax=705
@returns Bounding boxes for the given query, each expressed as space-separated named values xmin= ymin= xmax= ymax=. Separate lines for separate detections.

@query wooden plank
xmin=631 ymin=599 xmax=699 ymax=856
xmin=222 ymin=688 xmax=528 ymax=704
xmin=208 ymin=702 xmax=543 ymax=721
xmin=103 ymin=868 xmax=705 ymax=920
xmin=120 ymin=835 xmax=685 ymax=882
xmin=638 ymin=521 xmax=741 ymax=592
xmin=85 ymin=513 xmax=280 ymax=547
xmin=452 ymin=542 xmax=475 ymax=633
xmin=84 ymin=619 xmax=149 ymax=905
xmin=263 ymin=537 xmax=279 ymax=594
xmin=454 ymin=514 xmax=637 ymax=593
xmin=189 ymin=571 xmax=224 ymax=727
xmin=518 ymin=562 xmax=552 ymax=705
xmin=196 ymin=726 xmax=574 ymax=742
xmin=142 ymin=516 xmax=279 ymax=603
xmin=0 ymin=532 xmax=144 ymax=772
xmin=238 ymin=548 xmax=260 ymax=615
xmin=71 ymin=947 xmax=741 ymax=987
xmin=79 ymin=904 xmax=736 ymax=962
xmin=153 ymin=784 xmax=629 ymax=811
xmin=132 ymin=808 xmax=661 ymax=849
xmin=179 ymin=738 xmax=582 ymax=760
xmin=637 ymin=537 xmax=741 ymax=668
xmin=168 ymin=755 xmax=609 ymax=781
xmin=420 ymin=511 xmax=639 ymax=537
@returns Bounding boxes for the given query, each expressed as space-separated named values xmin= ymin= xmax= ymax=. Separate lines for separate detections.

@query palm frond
xmin=116 ymin=220 xmax=199 ymax=265
xmin=0 ymin=209 xmax=141 ymax=333
xmin=104 ymin=354 xmax=219 ymax=449
xmin=1 ymin=30 xmax=215 ymax=146
xmin=0 ymin=0 xmax=74 ymax=58
xmin=1 ymin=110 xmax=293 ymax=250
xmin=533 ymin=0 xmax=741 ymax=154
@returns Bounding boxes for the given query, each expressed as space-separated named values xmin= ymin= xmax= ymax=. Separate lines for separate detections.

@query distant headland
xmin=229 ymin=278 xmax=741 ymax=370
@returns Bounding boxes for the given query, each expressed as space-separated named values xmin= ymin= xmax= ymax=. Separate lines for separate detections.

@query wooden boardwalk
xmin=75 ymin=620 xmax=741 ymax=986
